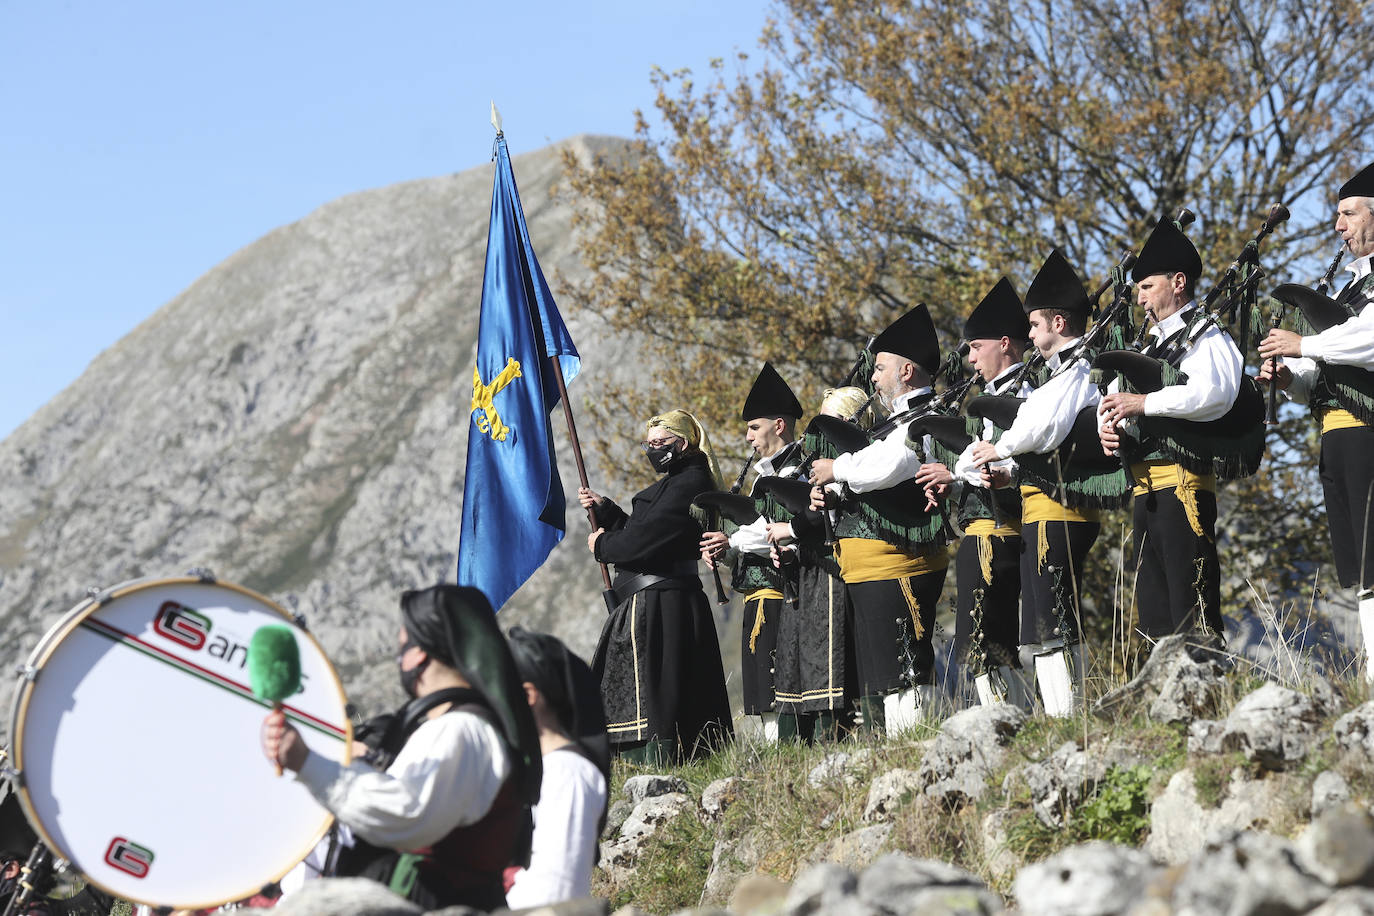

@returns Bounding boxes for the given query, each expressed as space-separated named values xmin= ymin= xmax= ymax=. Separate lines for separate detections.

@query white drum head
xmin=9 ymin=577 xmax=352 ymax=909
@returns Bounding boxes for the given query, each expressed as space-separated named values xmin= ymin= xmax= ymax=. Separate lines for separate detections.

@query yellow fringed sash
xmin=1130 ymin=460 xmax=1215 ymax=539
xmin=1020 ymin=487 xmax=1100 ymax=524
xmin=1320 ymin=407 xmax=1366 ymax=434
xmin=745 ymin=589 xmax=784 ymax=653
xmin=835 ymin=537 xmax=948 ymax=584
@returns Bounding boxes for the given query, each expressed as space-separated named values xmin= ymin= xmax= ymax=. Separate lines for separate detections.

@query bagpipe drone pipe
xmin=1091 ymin=205 xmax=1291 ymax=480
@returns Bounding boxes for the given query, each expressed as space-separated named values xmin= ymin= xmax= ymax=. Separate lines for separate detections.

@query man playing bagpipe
xmin=807 ymin=305 xmax=951 ymax=732
xmin=762 ymin=385 xmax=875 ymax=742
xmin=1098 ymin=218 xmax=1245 ymax=645
xmin=920 ymin=277 xmax=1036 ymax=708
xmin=1260 ymin=161 xmax=1374 ymax=669
xmin=968 ymin=250 xmax=1125 ymax=716
xmin=698 ymin=362 xmax=805 ymax=740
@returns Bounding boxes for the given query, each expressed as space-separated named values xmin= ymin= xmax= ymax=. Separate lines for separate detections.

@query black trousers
xmin=1321 ymin=425 xmax=1374 ymax=589
xmin=846 ymin=569 xmax=947 ymax=694
xmin=1132 ymin=484 xmax=1223 ymax=637
xmin=740 ymin=593 xmax=784 ymax=715
xmin=1020 ymin=520 xmax=1099 ymax=645
xmin=953 ymin=532 xmax=1022 ymax=670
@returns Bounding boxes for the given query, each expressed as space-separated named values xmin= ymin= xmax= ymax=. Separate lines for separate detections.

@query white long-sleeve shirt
xmin=954 ymin=364 xmax=1032 ymax=486
xmin=296 ymin=710 xmax=511 ymax=851
xmin=505 ymin=748 xmax=608 ymax=908
xmin=727 ymin=443 xmax=803 ymax=556
xmin=1285 ymin=254 xmax=1374 ymax=403
xmin=832 ymin=387 xmax=931 ymax=493
xmin=992 ymin=339 xmax=1099 ymax=459
xmin=1115 ymin=305 xmax=1242 ymax=422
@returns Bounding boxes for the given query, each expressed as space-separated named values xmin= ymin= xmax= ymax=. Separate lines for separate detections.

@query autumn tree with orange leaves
xmin=561 ymin=0 xmax=1374 ymax=649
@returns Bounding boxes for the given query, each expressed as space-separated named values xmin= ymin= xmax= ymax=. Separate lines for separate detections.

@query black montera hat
xmin=1339 ymin=162 xmax=1374 ymax=201
xmin=963 ymin=277 xmax=1028 ymax=341
xmin=1023 ymin=249 xmax=1090 ymax=316
xmin=740 ymin=362 xmax=803 ymax=421
xmin=870 ymin=304 xmax=941 ymax=376
xmin=1131 ymin=216 xmax=1202 ymax=283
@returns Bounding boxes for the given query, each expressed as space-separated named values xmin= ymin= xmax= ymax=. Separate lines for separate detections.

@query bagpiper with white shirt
xmin=1098 ymin=217 xmax=1247 ymax=643
xmin=699 ymin=362 xmax=805 ymax=738
xmin=1261 ymin=161 xmax=1374 ymax=670
xmin=968 ymin=250 xmax=1127 ymax=716
xmin=923 ymin=277 xmax=1035 ymax=707
xmin=807 ymin=305 xmax=952 ymax=733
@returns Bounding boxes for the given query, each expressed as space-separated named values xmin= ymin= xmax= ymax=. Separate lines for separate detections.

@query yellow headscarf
xmin=645 ymin=409 xmax=724 ymax=490
xmin=821 ymin=386 xmax=877 ymax=430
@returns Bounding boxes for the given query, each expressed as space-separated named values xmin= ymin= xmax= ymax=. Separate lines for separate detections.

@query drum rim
xmin=8 ymin=575 xmax=354 ymax=910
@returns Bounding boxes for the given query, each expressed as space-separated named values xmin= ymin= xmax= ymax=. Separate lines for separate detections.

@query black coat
xmin=589 ymin=450 xmax=733 ymax=758
xmin=592 ymin=450 xmax=714 ymax=584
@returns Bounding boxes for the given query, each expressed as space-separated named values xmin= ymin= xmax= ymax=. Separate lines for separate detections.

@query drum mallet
xmin=248 ymin=624 xmax=302 ymax=776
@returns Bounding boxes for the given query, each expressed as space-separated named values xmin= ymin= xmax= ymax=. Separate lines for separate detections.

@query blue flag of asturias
xmin=457 ymin=133 xmax=580 ymax=611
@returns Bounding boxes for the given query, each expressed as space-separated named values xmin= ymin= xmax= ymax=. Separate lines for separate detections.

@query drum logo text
xmin=153 ymin=602 xmax=210 ymax=651
xmin=105 ymin=837 xmax=154 ymax=879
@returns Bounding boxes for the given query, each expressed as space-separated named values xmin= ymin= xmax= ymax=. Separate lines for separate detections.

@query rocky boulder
xmin=1188 ymin=681 xmax=1321 ymax=769
xmin=917 ymin=704 xmax=1026 ymax=808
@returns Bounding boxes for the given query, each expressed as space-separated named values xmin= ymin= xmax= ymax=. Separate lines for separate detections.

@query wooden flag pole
xmin=548 ymin=354 xmax=618 ymax=612
xmin=491 ymin=106 xmax=614 ymax=611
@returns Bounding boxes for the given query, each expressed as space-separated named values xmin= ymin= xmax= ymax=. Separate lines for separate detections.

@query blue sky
xmin=0 ymin=1 xmax=771 ymax=440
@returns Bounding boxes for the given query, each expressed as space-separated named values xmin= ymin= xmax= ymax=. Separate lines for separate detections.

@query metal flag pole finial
xmin=490 ymin=100 xmax=503 ymax=135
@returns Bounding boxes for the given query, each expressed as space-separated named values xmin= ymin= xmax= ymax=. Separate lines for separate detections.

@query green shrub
xmin=1077 ymin=765 xmax=1152 ymax=844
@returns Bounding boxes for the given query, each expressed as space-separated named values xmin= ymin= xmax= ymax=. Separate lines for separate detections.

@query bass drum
xmin=8 ymin=576 xmax=352 ymax=910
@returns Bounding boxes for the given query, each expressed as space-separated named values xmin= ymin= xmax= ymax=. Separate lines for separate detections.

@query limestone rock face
xmin=0 ymin=135 xmax=647 ymax=743
xmin=270 ymin=877 xmax=420 ymax=916
xmin=1168 ymin=830 xmax=1332 ymax=915
xmin=918 ymin=703 xmax=1026 ymax=807
xmin=1188 ymin=681 xmax=1321 ymax=769
xmin=1145 ymin=767 xmax=1285 ymax=866
xmin=1012 ymin=842 xmax=1158 ymax=916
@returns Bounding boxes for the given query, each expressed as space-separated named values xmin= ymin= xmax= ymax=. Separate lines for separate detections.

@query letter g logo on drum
xmin=153 ymin=602 xmax=211 ymax=651
xmin=105 ymin=837 xmax=154 ymax=879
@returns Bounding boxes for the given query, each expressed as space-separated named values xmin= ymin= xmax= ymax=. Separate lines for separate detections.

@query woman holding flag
xmin=579 ymin=409 xmax=734 ymax=764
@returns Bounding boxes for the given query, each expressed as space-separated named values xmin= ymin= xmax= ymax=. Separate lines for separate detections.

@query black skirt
xmin=774 ymin=561 xmax=854 ymax=713
xmin=593 ymin=580 xmax=733 ymax=759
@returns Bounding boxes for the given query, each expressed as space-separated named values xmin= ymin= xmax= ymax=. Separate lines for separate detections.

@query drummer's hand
xmin=808 ymin=459 xmax=836 ymax=487
xmin=262 ymin=709 xmax=307 ymax=773
xmin=699 ymin=530 xmax=728 ymax=563
xmin=1259 ymin=328 xmax=1302 ymax=359
xmin=1256 ymin=358 xmax=1292 ymax=390
xmin=1100 ymin=392 xmax=1146 ymax=423
xmin=587 ymin=528 xmax=604 ymax=553
xmin=969 ymin=441 xmax=1000 ymax=468
xmin=577 ymin=487 xmax=603 ymax=509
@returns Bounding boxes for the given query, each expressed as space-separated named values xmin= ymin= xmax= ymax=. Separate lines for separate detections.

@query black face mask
xmin=399 ymin=657 xmax=429 ymax=698
xmin=644 ymin=445 xmax=677 ymax=473
xmin=397 ymin=636 xmax=431 ymax=698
